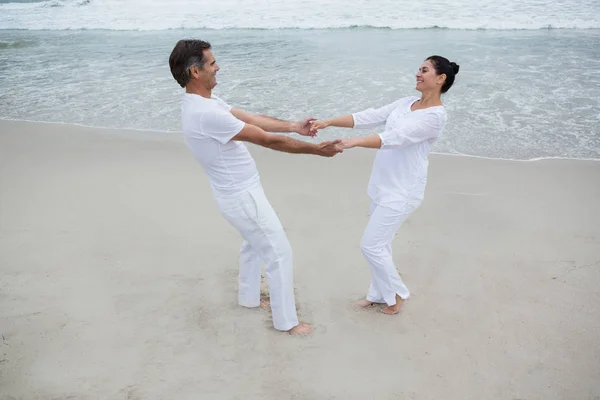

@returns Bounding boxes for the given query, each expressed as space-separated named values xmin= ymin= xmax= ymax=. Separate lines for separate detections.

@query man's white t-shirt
xmin=181 ymin=93 xmax=260 ymax=197
xmin=352 ymin=96 xmax=447 ymax=210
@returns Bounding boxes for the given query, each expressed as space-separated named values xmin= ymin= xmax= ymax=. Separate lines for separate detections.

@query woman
xmin=312 ymin=55 xmax=459 ymax=315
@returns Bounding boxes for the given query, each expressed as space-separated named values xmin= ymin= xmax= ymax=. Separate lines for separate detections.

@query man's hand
xmin=316 ymin=139 xmax=344 ymax=157
xmin=293 ymin=117 xmax=318 ymax=137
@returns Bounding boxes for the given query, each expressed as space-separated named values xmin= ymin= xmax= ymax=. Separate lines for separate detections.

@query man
xmin=169 ymin=39 xmax=341 ymax=335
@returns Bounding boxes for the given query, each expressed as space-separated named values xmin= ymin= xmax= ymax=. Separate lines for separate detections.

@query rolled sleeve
xmin=352 ymin=98 xmax=404 ymax=129
xmin=380 ymin=111 xmax=442 ymax=150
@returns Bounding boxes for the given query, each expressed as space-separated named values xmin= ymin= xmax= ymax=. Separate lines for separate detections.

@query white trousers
xmin=215 ymin=184 xmax=299 ymax=332
xmin=360 ymin=201 xmax=417 ymax=306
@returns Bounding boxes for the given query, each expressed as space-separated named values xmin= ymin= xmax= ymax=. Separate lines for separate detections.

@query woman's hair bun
xmin=450 ymin=62 xmax=460 ymax=75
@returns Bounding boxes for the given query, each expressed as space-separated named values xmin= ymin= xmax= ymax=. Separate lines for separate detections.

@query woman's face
xmin=415 ymin=60 xmax=444 ymax=93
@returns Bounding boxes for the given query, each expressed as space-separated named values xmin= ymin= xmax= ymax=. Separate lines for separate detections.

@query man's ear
xmin=190 ymin=65 xmax=200 ymax=79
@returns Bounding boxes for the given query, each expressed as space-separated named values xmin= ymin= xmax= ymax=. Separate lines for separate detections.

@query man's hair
xmin=169 ymin=39 xmax=212 ymax=88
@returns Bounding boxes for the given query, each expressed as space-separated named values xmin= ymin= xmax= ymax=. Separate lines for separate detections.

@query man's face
xmin=192 ymin=49 xmax=219 ymax=89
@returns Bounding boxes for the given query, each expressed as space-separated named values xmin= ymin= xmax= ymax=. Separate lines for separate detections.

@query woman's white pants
xmin=361 ymin=201 xmax=417 ymax=306
xmin=216 ymin=184 xmax=299 ymax=332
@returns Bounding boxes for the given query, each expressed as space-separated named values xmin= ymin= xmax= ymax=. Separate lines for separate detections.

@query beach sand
xmin=1 ymin=120 xmax=599 ymax=399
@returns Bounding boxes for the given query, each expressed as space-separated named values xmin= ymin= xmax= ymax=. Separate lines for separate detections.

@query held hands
xmin=309 ymin=119 xmax=330 ymax=136
xmin=294 ymin=118 xmax=330 ymax=137
xmin=294 ymin=117 xmax=318 ymax=137
xmin=295 ymin=118 xmax=349 ymax=157
xmin=316 ymin=139 xmax=344 ymax=157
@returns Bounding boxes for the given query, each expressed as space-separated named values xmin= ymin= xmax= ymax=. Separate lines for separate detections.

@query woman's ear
xmin=437 ymin=73 xmax=446 ymax=86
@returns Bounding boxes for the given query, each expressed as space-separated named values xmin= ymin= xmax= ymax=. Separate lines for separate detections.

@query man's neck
xmin=186 ymin=84 xmax=212 ymax=99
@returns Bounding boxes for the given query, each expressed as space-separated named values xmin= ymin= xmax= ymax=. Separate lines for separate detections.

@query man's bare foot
xmin=381 ymin=294 xmax=404 ymax=315
xmin=355 ymin=299 xmax=375 ymax=308
xmin=260 ymin=299 xmax=271 ymax=311
xmin=287 ymin=323 xmax=312 ymax=336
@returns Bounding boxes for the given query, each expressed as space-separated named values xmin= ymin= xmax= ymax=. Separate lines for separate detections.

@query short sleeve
xmin=352 ymin=97 xmax=410 ymax=129
xmin=212 ymin=95 xmax=232 ymax=111
xmin=379 ymin=111 xmax=444 ymax=150
xmin=200 ymin=110 xmax=245 ymax=144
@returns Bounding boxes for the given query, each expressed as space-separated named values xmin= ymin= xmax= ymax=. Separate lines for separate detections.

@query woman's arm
xmin=378 ymin=111 xmax=443 ymax=150
xmin=311 ymin=98 xmax=406 ymax=132
xmin=338 ymin=111 xmax=443 ymax=150
xmin=340 ymin=135 xmax=382 ymax=149
xmin=311 ymin=115 xmax=354 ymax=130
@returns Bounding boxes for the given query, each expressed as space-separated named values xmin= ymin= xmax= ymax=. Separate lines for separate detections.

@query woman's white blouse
xmin=352 ymin=96 xmax=448 ymax=210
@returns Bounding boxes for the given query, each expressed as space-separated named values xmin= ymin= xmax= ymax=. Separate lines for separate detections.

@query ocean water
xmin=1 ymin=0 xmax=599 ymax=160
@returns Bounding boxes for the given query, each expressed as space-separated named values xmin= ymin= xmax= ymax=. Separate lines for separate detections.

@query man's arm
xmin=232 ymin=123 xmax=341 ymax=157
xmin=231 ymin=108 xmax=315 ymax=136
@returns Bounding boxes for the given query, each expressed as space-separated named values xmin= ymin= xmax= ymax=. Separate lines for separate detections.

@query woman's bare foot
xmin=355 ymin=299 xmax=375 ymax=308
xmin=287 ymin=323 xmax=312 ymax=335
xmin=381 ymin=294 xmax=404 ymax=315
xmin=260 ymin=299 xmax=271 ymax=311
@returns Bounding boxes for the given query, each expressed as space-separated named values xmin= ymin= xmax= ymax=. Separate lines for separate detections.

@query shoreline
xmin=2 ymin=118 xmax=599 ymax=163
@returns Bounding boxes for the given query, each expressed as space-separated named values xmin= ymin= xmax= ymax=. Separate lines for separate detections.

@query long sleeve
xmin=351 ymin=98 xmax=407 ymax=129
xmin=378 ymin=110 xmax=445 ymax=150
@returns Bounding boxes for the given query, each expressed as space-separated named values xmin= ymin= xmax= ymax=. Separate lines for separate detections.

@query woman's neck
xmin=417 ymin=91 xmax=442 ymax=108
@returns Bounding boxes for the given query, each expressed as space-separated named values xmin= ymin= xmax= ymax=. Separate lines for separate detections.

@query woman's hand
xmin=310 ymin=119 xmax=330 ymax=133
xmin=339 ymin=138 xmax=356 ymax=149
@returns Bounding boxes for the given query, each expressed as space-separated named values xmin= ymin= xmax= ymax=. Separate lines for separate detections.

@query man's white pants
xmin=360 ymin=201 xmax=417 ymax=306
xmin=216 ymin=184 xmax=299 ymax=332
